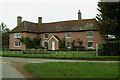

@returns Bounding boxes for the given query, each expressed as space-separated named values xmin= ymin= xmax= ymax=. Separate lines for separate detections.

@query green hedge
xmin=98 ymin=41 xmax=120 ymax=56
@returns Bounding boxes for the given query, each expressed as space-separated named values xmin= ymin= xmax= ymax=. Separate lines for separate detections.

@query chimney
xmin=38 ymin=17 xmax=42 ymax=26
xmin=17 ymin=16 xmax=22 ymax=26
xmin=78 ymin=10 xmax=81 ymax=20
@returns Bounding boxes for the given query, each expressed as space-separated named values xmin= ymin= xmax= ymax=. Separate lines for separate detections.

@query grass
xmin=24 ymin=62 xmax=118 ymax=78
xmin=1 ymin=51 xmax=119 ymax=61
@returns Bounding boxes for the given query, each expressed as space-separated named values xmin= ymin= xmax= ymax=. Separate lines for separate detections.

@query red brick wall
xmin=9 ymin=31 xmax=103 ymax=50
xmin=9 ymin=32 xmax=39 ymax=50
xmin=41 ymin=31 xmax=103 ymax=49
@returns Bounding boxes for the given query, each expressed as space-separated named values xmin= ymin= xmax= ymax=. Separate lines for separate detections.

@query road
xmin=2 ymin=57 xmax=118 ymax=63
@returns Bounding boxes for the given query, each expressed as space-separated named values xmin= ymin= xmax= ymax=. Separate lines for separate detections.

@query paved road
xmin=2 ymin=62 xmax=27 ymax=79
xmin=2 ymin=57 xmax=118 ymax=63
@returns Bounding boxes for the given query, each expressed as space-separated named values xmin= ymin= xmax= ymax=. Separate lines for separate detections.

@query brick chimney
xmin=17 ymin=16 xmax=22 ymax=26
xmin=78 ymin=10 xmax=81 ymax=20
xmin=38 ymin=17 xmax=42 ymax=26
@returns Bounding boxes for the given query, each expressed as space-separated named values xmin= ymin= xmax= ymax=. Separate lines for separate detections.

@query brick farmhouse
xmin=9 ymin=10 xmax=103 ymax=50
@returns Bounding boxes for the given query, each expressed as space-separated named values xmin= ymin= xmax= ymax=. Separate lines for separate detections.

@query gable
xmin=48 ymin=35 xmax=59 ymax=42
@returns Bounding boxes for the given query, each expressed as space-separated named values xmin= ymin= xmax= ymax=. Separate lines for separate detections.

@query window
xmin=14 ymin=33 xmax=21 ymax=38
xmin=66 ymin=32 xmax=71 ymax=38
xmin=87 ymin=40 xmax=93 ymax=48
xmin=66 ymin=41 xmax=71 ymax=48
xmin=14 ymin=41 xmax=20 ymax=47
xmin=44 ymin=33 xmax=48 ymax=39
xmin=43 ymin=42 xmax=48 ymax=48
xmin=86 ymin=31 xmax=93 ymax=38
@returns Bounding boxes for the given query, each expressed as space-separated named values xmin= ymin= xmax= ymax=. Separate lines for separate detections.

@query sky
xmin=0 ymin=0 xmax=100 ymax=30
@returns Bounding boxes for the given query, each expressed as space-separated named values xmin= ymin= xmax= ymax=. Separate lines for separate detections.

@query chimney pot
xmin=38 ymin=17 xmax=42 ymax=26
xmin=78 ymin=10 xmax=81 ymax=20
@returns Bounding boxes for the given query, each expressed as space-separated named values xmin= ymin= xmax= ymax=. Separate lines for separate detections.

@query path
xmin=2 ymin=62 xmax=27 ymax=79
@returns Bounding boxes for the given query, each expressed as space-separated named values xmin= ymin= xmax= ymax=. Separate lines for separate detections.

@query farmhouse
xmin=9 ymin=10 xmax=102 ymax=50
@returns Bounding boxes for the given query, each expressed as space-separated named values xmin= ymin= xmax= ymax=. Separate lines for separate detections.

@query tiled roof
xmin=10 ymin=18 xmax=98 ymax=33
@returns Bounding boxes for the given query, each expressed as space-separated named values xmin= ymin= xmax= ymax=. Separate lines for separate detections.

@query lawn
xmin=1 ymin=51 xmax=119 ymax=61
xmin=24 ymin=62 xmax=118 ymax=78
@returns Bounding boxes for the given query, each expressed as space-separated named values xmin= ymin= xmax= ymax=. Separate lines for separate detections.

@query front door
xmin=52 ymin=42 xmax=55 ymax=50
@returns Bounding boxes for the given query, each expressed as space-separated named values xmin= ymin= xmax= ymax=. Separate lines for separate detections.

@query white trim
xmin=65 ymin=32 xmax=71 ymax=38
xmin=48 ymin=35 xmax=59 ymax=42
xmin=86 ymin=31 xmax=93 ymax=38
xmin=44 ymin=33 xmax=48 ymax=39
xmin=42 ymin=40 xmax=48 ymax=47
xmin=87 ymin=40 xmax=93 ymax=48
xmin=14 ymin=41 xmax=21 ymax=47
xmin=14 ymin=33 xmax=21 ymax=38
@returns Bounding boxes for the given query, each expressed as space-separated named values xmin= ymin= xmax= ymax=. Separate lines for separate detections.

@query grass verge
xmin=1 ymin=51 xmax=119 ymax=61
xmin=24 ymin=62 xmax=118 ymax=78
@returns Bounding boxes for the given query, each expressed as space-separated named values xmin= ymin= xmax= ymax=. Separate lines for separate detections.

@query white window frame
xmin=66 ymin=32 xmax=71 ymax=38
xmin=42 ymin=41 xmax=48 ymax=48
xmin=86 ymin=31 xmax=93 ymax=38
xmin=14 ymin=33 xmax=21 ymax=38
xmin=66 ymin=41 xmax=71 ymax=48
xmin=87 ymin=40 xmax=93 ymax=48
xmin=14 ymin=41 xmax=21 ymax=47
xmin=44 ymin=33 xmax=48 ymax=39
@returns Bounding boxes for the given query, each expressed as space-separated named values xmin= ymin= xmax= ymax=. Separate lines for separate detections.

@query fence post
xmin=96 ymin=44 xmax=98 ymax=56
xmin=77 ymin=48 xmax=78 ymax=53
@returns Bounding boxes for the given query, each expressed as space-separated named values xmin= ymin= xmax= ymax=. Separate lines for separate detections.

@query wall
xmin=40 ymin=31 xmax=103 ymax=49
xmin=9 ymin=32 xmax=39 ymax=50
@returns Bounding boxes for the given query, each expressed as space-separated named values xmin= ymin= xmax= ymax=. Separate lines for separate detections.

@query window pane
xmin=14 ymin=41 xmax=20 ymax=47
xmin=86 ymin=31 xmax=93 ymax=38
xmin=88 ymin=42 xmax=93 ymax=47
xmin=66 ymin=32 xmax=71 ymax=38
xmin=44 ymin=42 xmax=48 ymax=47
xmin=14 ymin=33 xmax=20 ymax=38
xmin=66 ymin=41 xmax=70 ymax=47
xmin=44 ymin=33 xmax=48 ymax=38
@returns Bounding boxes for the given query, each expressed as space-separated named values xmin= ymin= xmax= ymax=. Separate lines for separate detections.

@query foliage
xmin=19 ymin=37 xmax=41 ymax=49
xmin=71 ymin=38 xmax=85 ymax=50
xmin=98 ymin=41 xmax=120 ymax=56
xmin=59 ymin=37 xmax=66 ymax=48
xmin=96 ymin=2 xmax=120 ymax=40
xmin=2 ymin=51 xmax=119 ymax=61
xmin=0 ymin=23 xmax=10 ymax=49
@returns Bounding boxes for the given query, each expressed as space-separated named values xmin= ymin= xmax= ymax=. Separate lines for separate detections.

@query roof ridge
xmin=23 ymin=20 xmax=37 ymax=24
xmin=42 ymin=18 xmax=96 ymax=24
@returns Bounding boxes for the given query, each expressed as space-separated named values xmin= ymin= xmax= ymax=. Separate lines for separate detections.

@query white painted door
xmin=52 ymin=42 xmax=55 ymax=50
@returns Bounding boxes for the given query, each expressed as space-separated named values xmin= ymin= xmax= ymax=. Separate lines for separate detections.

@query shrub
xmin=98 ymin=41 xmax=120 ymax=56
xmin=71 ymin=46 xmax=85 ymax=51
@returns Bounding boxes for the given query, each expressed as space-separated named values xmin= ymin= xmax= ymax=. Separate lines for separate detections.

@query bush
xmin=71 ymin=46 xmax=85 ymax=51
xmin=98 ymin=41 xmax=120 ymax=56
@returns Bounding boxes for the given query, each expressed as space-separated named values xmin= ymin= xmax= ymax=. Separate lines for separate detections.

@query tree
xmin=96 ymin=2 xmax=120 ymax=40
xmin=0 ymin=23 xmax=10 ymax=49
xmin=59 ymin=37 xmax=66 ymax=48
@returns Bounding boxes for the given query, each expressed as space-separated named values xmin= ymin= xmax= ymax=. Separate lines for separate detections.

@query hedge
xmin=98 ymin=41 xmax=120 ymax=56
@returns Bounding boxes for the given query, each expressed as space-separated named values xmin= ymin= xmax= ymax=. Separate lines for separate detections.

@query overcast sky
xmin=1 ymin=0 xmax=100 ymax=30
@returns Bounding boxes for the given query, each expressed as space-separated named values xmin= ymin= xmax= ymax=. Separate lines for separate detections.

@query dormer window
xmin=44 ymin=33 xmax=48 ymax=39
xmin=66 ymin=32 xmax=71 ymax=38
xmin=14 ymin=33 xmax=21 ymax=38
